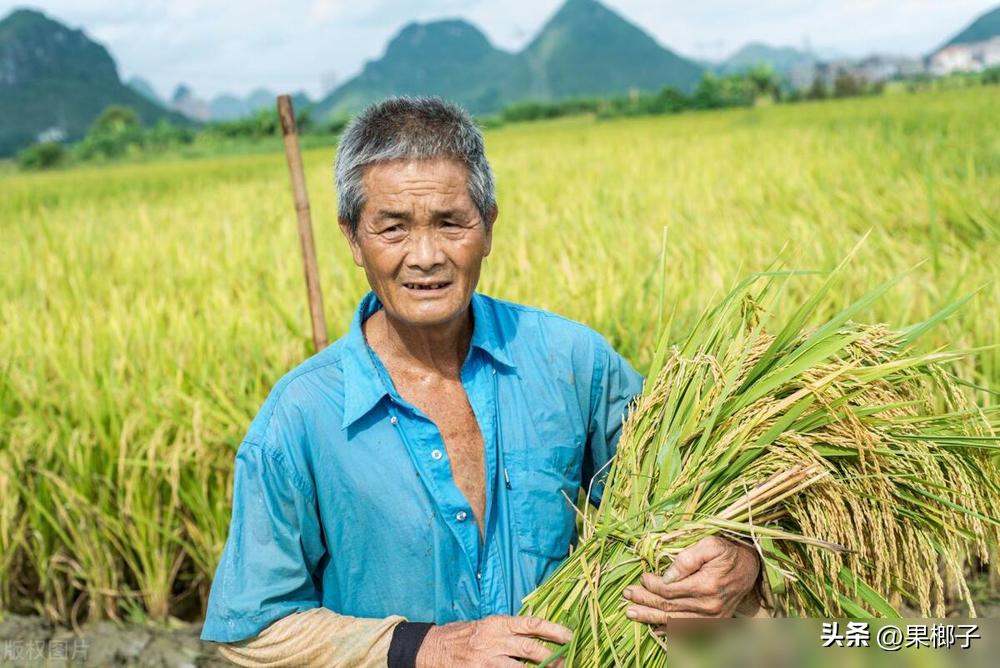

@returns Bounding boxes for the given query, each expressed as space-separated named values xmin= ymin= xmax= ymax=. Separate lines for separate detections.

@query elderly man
xmin=201 ymin=97 xmax=761 ymax=666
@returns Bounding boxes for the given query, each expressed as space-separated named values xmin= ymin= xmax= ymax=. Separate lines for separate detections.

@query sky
xmin=2 ymin=0 xmax=996 ymax=101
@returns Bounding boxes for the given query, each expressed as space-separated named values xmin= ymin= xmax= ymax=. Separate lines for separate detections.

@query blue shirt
xmin=201 ymin=291 xmax=644 ymax=642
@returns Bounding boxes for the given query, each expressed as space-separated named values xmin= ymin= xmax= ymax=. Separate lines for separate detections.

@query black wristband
xmin=387 ymin=621 xmax=434 ymax=668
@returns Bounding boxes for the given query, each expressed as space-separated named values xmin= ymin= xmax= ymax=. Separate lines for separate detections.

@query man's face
xmin=341 ymin=157 xmax=495 ymax=328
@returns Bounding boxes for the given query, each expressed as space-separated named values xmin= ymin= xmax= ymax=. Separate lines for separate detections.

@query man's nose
xmin=405 ymin=229 xmax=446 ymax=272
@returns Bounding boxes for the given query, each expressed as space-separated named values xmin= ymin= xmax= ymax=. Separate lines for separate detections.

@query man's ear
xmin=483 ymin=205 xmax=497 ymax=257
xmin=339 ymin=217 xmax=364 ymax=267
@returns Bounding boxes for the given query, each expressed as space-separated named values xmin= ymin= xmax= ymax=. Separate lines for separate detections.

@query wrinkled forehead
xmin=360 ymin=157 xmax=476 ymax=212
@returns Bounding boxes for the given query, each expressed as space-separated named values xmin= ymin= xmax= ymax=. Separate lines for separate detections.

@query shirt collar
xmin=469 ymin=291 xmax=516 ymax=370
xmin=339 ymin=291 xmax=516 ymax=429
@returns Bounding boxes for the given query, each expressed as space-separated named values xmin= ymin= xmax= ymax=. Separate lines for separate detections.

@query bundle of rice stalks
xmin=521 ymin=255 xmax=1000 ymax=667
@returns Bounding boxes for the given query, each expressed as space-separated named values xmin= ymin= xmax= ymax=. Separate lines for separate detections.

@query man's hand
xmin=415 ymin=615 xmax=572 ymax=668
xmin=622 ymin=536 xmax=760 ymax=623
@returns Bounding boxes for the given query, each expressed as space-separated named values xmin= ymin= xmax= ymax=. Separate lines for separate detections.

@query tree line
xmin=16 ymin=64 xmax=1000 ymax=171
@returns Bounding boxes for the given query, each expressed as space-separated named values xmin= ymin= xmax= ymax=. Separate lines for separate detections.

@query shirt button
xmin=431 ymin=449 xmax=442 ymax=460
xmin=389 ymin=416 xmax=398 ymax=426
xmin=456 ymin=511 xmax=467 ymax=521
xmin=476 ymin=571 xmax=482 ymax=580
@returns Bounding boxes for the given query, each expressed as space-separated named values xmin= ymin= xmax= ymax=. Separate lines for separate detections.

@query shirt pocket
xmin=504 ymin=442 xmax=582 ymax=559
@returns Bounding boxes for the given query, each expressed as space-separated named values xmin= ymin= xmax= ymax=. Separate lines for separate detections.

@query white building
xmin=983 ymin=36 xmax=1000 ymax=68
xmin=36 ymin=126 xmax=66 ymax=143
xmin=930 ymin=37 xmax=1000 ymax=75
xmin=854 ymin=55 xmax=924 ymax=83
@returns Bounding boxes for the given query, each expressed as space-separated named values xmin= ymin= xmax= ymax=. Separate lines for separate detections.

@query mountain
xmin=244 ymin=87 xmax=275 ymax=112
xmin=314 ymin=19 xmax=516 ymax=118
xmin=171 ymin=84 xmax=210 ymax=121
xmin=313 ymin=0 xmax=704 ymax=119
xmin=813 ymin=46 xmax=848 ymax=61
xmin=126 ymin=76 xmax=163 ymax=105
xmin=0 ymin=8 xmax=183 ymax=156
xmin=210 ymin=88 xmax=311 ymax=121
xmin=290 ymin=92 xmax=312 ymax=111
xmin=718 ymin=42 xmax=815 ymax=77
xmin=942 ymin=5 xmax=1000 ymax=47
xmin=505 ymin=0 xmax=703 ymax=101
xmin=209 ymin=93 xmax=248 ymax=121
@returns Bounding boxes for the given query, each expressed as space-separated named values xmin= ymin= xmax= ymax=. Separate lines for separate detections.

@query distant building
xmin=789 ymin=62 xmax=817 ymax=90
xmin=931 ymin=46 xmax=978 ymax=75
xmin=796 ymin=55 xmax=925 ymax=90
xmin=36 ymin=126 xmax=66 ymax=143
xmin=853 ymin=55 xmax=923 ymax=83
xmin=171 ymin=84 xmax=211 ymax=122
xmin=811 ymin=59 xmax=858 ymax=89
xmin=173 ymin=96 xmax=211 ymax=122
xmin=929 ymin=37 xmax=1000 ymax=75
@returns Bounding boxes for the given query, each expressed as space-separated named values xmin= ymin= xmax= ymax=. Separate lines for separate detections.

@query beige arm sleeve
xmin=216 ymin=607 xmax=407 ymax=667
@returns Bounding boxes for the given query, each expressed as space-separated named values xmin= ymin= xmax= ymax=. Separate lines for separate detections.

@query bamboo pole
xmin=277 ymin=94 xmax=329 ymax=352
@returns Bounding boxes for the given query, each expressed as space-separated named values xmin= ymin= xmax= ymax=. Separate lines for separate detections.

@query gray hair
xmin=334 ymin=96 xmax=496 ymax=237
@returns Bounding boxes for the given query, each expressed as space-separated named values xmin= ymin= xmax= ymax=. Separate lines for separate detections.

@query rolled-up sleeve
xmin=583 ymin=335 xmax=644 ymax=506
xmin=201 ymin=440 xmax=326 ymax=643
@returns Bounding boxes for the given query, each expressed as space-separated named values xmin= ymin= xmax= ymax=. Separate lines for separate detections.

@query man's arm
xmin=218 ymin=608 xmax=404 ymax=667
xmin=202 ymin=440 xmax=433 ymax=666
xmin=581 ymin=331 xmax=645 ymax=506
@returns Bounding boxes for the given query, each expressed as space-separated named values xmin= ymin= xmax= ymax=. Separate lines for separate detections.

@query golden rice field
xmin=1 ymin=86 xmax=998 ymax=625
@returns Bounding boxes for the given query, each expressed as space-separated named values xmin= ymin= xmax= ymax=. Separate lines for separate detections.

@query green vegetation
xmin=1 ymin=86 xmax=998 ymax=627
xmin=14 ymin=63 xmax=899 ymax=171
xmin=14 ymin=105 xmax=335 ymax=170
xmin=28 ymin=58 xmax=983 ymax=172
xmin=522 ymin=263 xmax=999 ymax=663
xmin=15 ymin=141 xmax=67 ymax=170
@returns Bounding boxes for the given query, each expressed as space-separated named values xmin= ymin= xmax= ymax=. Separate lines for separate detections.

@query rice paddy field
xmin=1 ymin=86 xmax=998 ymax=626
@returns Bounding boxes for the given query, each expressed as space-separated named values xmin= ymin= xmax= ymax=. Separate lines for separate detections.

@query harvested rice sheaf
xmin=521 ymin=262 xmax=1000 ymax=667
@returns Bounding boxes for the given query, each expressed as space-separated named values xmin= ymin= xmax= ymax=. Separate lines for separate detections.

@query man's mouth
xmin=402 ymin=281 xmax=452 ymax=291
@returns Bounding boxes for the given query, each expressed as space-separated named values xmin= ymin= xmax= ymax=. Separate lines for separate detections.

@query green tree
xmin=833 ymin=71 xmax=864 ymax=98
xmin=692 ymin=74 xmax=725 ymax=109
xmin=747 ymin=64 xmax=779 ymax=100
xmin=806 ymin=77 xmax=828 ymax=100
xmin=75 ymin=105 xmax=144 ymax=160
xmin=91 ymin=106 xmax=140 ymax=134
xmin=16 ymin=141 xmax=67 ymax=170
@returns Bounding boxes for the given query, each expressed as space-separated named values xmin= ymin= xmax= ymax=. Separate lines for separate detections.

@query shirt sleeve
xmin=216 ymin=607 xmax=406 ymax=667
xmin=200 ymin=440 xmax=329 ymax=643
xmin=582 ymin=335 xmax=645 ymax=506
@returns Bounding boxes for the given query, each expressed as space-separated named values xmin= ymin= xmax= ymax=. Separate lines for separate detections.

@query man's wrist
xmin=388 ymin=621 xmax=435 ymax=668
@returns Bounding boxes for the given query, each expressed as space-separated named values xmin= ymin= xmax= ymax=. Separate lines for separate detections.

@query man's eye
xmin=381 ymin=225 xmax=404 ymax=235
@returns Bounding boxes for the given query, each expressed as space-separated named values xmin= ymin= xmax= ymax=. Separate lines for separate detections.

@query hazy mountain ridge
xmin=126 ymin=76 xmax=163 ymax=104
xmin=718 ymin=42 xmax=815 ymax=76
xmin=127 ymin=78 xmax=312 ymax=122
xmin=315 ymin=19 xmax=516 ymax=117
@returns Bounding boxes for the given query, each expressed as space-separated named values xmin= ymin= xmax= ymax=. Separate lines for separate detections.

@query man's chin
xmin=387 ymin=301 xmax=468 ymax=328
